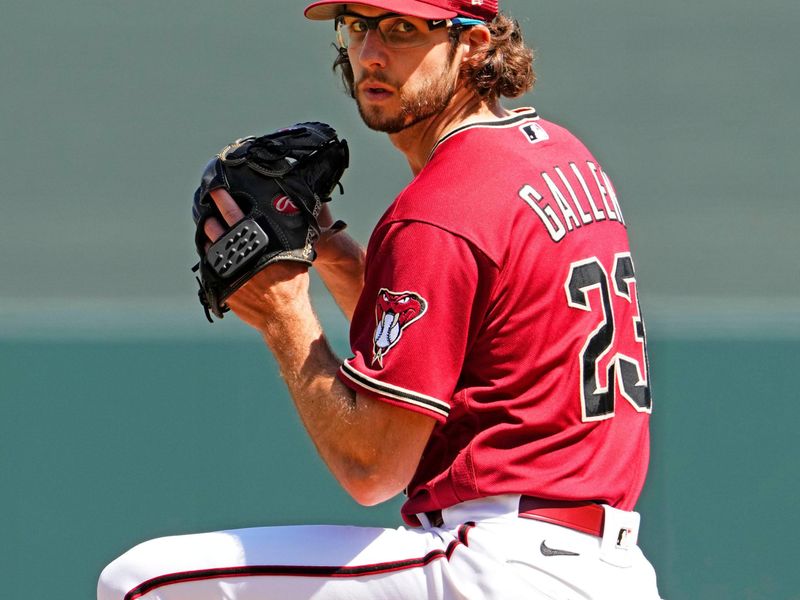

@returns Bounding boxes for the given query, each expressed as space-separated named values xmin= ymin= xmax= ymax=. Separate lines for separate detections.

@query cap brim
xmin=304 ymin=0 xmax=458 ymax=21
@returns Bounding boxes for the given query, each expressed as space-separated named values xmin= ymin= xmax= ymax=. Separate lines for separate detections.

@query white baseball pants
xmin=98 ymin=495 xmax=662 ymax=600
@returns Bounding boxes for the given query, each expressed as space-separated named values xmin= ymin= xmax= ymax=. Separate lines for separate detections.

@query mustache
xmin=356 ymin=71 xmax=396 ymax=88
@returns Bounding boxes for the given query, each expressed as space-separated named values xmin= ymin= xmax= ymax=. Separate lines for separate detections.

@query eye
xmin=349 ymin=19 xmax=369 ymax=34
xmin=398 ymin=297 xmax=410 ymax=304
xmin=387 ymin=19 xmax=418 ymax=34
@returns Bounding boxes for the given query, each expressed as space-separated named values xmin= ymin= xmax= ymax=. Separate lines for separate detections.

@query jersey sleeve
xmin=339 ymin=220 xmax=492 ymax=422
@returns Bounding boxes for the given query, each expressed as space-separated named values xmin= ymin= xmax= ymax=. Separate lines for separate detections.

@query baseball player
xmin=99 ymin=1 xmax=663 ymax=598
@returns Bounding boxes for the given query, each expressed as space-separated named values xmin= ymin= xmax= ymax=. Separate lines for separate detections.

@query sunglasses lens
xmin=335 ymin=15 xmax=441 ymax=49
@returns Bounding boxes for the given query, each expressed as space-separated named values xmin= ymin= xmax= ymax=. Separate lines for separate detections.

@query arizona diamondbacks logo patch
xmin=372 ymin=289 xmax=428 ymax=367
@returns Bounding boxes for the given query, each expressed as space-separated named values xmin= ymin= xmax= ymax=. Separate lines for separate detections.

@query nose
xmin=355 ymin=29 xmax=388 ymax=70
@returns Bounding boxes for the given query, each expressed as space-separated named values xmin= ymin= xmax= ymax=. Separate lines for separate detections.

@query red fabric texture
xmin=341 ymin=109 xmax=651 ymax=524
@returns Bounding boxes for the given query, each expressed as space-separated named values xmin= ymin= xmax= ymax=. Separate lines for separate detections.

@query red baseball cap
xmin=304 ymin=0 xmax=498 ymax=22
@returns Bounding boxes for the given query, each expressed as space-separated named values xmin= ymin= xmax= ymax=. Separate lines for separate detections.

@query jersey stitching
xmin=373 ymin=219 xmax=503 ymax=271
xmin=429 ymin=108 xmax=539 ymax=159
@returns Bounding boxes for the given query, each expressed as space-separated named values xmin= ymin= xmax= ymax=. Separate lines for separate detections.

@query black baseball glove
xmin=192 ymin=121 xmax=349 ymax=321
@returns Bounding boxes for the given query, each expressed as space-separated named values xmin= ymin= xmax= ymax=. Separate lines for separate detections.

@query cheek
xmin=403 ymin=62 xmax=451 ymax=93
xmin=347 ymin=47 xmax=361 ymax=72
xmin=412 ymin=47 xmax=457 ymax=80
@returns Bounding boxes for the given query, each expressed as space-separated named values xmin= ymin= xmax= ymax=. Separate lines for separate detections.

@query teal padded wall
xmin=2 ymin=1 xmax=798 ymax=598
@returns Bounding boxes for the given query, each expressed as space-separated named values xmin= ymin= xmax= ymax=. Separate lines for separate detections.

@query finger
xmin=318 ymin=204 xmax=334 ymax=228
xmin=328 ymin=219 xmax=347 ymax=233
xmin=319 ymin=219 xmax=348 ymax=242
xmin=210 ymin=188 xmax=246 ymax=226
xmin=204 ymin=216 xmax=227 ymax=242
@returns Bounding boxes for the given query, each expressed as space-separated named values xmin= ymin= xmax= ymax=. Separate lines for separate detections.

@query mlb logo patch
xmin=520 ymin=122 xmax=549 ymax=144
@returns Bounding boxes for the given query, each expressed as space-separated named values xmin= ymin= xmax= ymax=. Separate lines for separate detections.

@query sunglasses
xmin=334 ymin=12 xmax=484 ymax=50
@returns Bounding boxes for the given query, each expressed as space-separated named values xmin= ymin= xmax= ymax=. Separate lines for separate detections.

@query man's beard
xmin=355 ymin=59 xmax=458 ymax=134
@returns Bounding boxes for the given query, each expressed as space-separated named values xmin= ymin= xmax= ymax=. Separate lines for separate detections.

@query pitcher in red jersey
xmin=99 ymin=2 xmax=662 ymax=598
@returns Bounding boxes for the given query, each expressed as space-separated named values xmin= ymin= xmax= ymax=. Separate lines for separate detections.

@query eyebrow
xmin=340 ymin=11 xmax=403 ymax=17
xmin=339 ymin=5 xmax=406 ymax=19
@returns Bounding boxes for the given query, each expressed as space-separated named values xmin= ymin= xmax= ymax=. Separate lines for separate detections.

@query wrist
xmin=227 ymin=264 xmax=312 ymax=332
xmin=315 ymin=231 xmax=366 ymax=268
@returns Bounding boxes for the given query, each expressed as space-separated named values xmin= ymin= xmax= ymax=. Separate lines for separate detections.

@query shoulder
xmin=376 ymin=109 xmax=597 ymax=263
xmin=432 ymin=108 xmax=591 ymax=160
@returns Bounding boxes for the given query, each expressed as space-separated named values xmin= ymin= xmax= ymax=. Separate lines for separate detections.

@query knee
xmin=97 ymin=552 xmax=130 ymax=600
xmin=96 ymin=538 xmax=161 ymax=600
xmin=97 ymin=544 xmax=145 ymax=600
xmin=97 ymin=529 xmax=244 ymax=599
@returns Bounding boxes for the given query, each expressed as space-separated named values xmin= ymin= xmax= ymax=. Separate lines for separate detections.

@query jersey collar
xmin=428 ymin=107 xmax=540 ymax=160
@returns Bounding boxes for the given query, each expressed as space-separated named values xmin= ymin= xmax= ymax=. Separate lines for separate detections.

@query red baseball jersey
xmin=339 ymin=108 xmax=652 ymax=524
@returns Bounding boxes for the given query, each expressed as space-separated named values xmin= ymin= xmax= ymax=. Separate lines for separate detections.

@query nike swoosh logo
xmin=540 ymin=540 xmax=580 ymax=557
xmin=431 ymin=20 xmax=445 ymax=26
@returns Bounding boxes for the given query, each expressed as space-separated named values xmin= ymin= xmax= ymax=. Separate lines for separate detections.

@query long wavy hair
xmin=333 ymin=14 xmax=535 ymax=102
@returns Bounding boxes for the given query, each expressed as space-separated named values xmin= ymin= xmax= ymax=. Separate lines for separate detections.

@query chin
xmin=356 ymin=101 xmax=406 ymax=134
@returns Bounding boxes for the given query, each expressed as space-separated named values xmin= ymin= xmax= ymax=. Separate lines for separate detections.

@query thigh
xmin=99 ymin=523 xmax=456 ymax=600
xmin=98 ymin=521 xmax=561 ymax=600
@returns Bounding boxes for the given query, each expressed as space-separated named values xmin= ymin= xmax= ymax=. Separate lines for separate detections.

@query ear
xmin=460 ymin=25 xmax=491 ymax=62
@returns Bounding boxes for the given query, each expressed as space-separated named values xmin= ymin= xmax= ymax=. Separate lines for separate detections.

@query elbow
xmin=320 ymin=391 xmax=433 ymax=506
xmin=336 ymin=460 xmax=411 ymax=506
xmin=347 ymin=480 xmax=401 ymax=506
xmin=345 ymin=480 xmax=403 ymax=507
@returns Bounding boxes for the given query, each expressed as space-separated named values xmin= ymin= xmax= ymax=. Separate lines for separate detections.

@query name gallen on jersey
xmin=518 ymin=160 xmax=626 ymax=243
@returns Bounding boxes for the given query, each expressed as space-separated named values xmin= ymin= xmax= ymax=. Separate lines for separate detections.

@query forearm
xmin=258 ymin=297 xmax=363 ymax=480
xmin=314 ymin=209 xmax=367 ymax=320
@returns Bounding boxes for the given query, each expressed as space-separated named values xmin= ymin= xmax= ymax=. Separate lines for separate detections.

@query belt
xmin=422 ymin=496 xmax=605 ymax=537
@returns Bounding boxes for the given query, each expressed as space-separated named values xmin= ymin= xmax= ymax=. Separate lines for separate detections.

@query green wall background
xmin=2 ymin=0 xmax=798 ymax=598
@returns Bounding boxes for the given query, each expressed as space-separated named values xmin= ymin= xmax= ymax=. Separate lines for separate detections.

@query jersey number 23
xmin=565 ymin=253 xmax=652 ymax=422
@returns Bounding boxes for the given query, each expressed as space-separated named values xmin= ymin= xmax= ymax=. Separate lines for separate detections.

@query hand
xmin=206 ymin=189 xmax=310 ymax=331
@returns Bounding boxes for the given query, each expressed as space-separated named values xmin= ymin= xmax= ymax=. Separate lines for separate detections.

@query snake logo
xmin=372 ymin=289 xmax=428 ymax=367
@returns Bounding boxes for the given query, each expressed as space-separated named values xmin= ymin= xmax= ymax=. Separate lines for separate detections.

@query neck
xmin=387 ymin=91 xmax=510 ymax=175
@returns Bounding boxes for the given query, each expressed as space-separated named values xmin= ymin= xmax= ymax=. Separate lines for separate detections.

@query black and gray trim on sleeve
xmin=340 ymin=361 xmax=451 ymax=419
